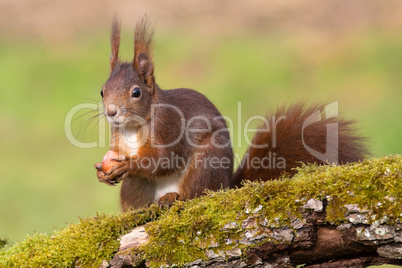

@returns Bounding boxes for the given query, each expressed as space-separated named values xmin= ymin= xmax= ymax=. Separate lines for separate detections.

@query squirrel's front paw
xmin=158 ymin=192 xmax=181 ymax=208
xmin=94 ymin=161 xmax=129 ymax=186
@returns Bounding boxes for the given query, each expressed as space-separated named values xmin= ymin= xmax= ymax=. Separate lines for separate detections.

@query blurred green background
xmin=0 ymin=0 xmax=401 ymax=248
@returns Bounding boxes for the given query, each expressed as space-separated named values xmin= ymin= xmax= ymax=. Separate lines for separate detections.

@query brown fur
xmin=106 ymin=86 xmax=234 ymax=211
xmin=96 ymin=17 xmax=233 ymax=210
xmin=110 ymin=17 xmax=120 ymax=73
xmin=95 ymin=18 xmax=368 ymax=211
xmin=233 ymin=103 xmax=368 ymax=187
xmin=133 ymin=16 xmax=155 ymax=92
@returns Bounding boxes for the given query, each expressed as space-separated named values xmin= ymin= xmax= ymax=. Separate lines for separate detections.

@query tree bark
xmin=103 ymin=198 xmax=402 ymax=268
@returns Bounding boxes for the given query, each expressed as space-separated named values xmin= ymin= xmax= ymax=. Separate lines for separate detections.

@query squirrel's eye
xmin=132 ymin=87 xmax=141 ymax=98
xmin=100 ymin=89 xmax=104 ymax=98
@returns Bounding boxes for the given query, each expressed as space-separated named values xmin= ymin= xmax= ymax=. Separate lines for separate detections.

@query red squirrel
xmin=94 ymin=18 xmax=367 ymax=211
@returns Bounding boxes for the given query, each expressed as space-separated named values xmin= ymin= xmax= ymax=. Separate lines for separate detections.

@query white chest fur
xmin=154 ymin=172 xmax=182 ymax=201
xmin=122 ymin=128 xmax=139 ymax=155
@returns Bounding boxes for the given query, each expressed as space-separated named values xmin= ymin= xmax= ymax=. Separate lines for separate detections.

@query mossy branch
xmin=1 ymin=155 xmax=402 ymax=267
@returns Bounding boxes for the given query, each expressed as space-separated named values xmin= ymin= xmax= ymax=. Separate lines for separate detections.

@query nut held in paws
xmin=101 ymin=151 xmax=120 ymax=173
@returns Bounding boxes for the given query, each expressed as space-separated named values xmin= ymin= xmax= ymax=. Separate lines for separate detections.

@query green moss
xmin=0 ymin=206 xmax=160 ymax=267
xmin=143 ymin=154 xmax=402 ymax=267
xmin=1 ymin=155 xmax=401 ymax=267
xmin=0 ymin=239 xmax=7 ymax=250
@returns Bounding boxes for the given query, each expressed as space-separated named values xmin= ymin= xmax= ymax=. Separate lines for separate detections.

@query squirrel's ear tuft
xmin=110 ymin=17 xmax=121 ymax=73
xmin=133 ymin=16 xmax=155 ymax=93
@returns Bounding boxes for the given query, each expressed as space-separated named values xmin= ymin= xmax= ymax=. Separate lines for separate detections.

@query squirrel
xmin=94 ymin=18 xmax=368 ymax=212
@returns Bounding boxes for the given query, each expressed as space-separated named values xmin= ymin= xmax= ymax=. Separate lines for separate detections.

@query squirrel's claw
xmin=95 ymin=161 xmax=128 ymax=186
xmin=94 ymin=162 xmax=102 ymax=171
xmin=96 ymin=169 xmax=114 ymax=186
xmin=105 ymin=161 xmax=128 ymax=176
xmin=111 ymin=155 xmax=127 ymax=162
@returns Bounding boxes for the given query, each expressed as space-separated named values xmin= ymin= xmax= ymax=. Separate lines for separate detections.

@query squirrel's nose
xmin=106 ymin=105 xmax=118 ymax=117
xmin=107 ymin=110 xmax=117 ymax=117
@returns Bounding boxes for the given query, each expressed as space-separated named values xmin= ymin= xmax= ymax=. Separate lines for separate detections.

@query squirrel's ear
xmin=133 ymin=16 xmax=155 ymax=94
xmin=110 ymin=17 xmax=120 ymax=73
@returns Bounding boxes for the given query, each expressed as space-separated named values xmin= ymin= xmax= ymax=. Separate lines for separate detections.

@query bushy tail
xmin=233 ymin=102 xmax=368 ymax=187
